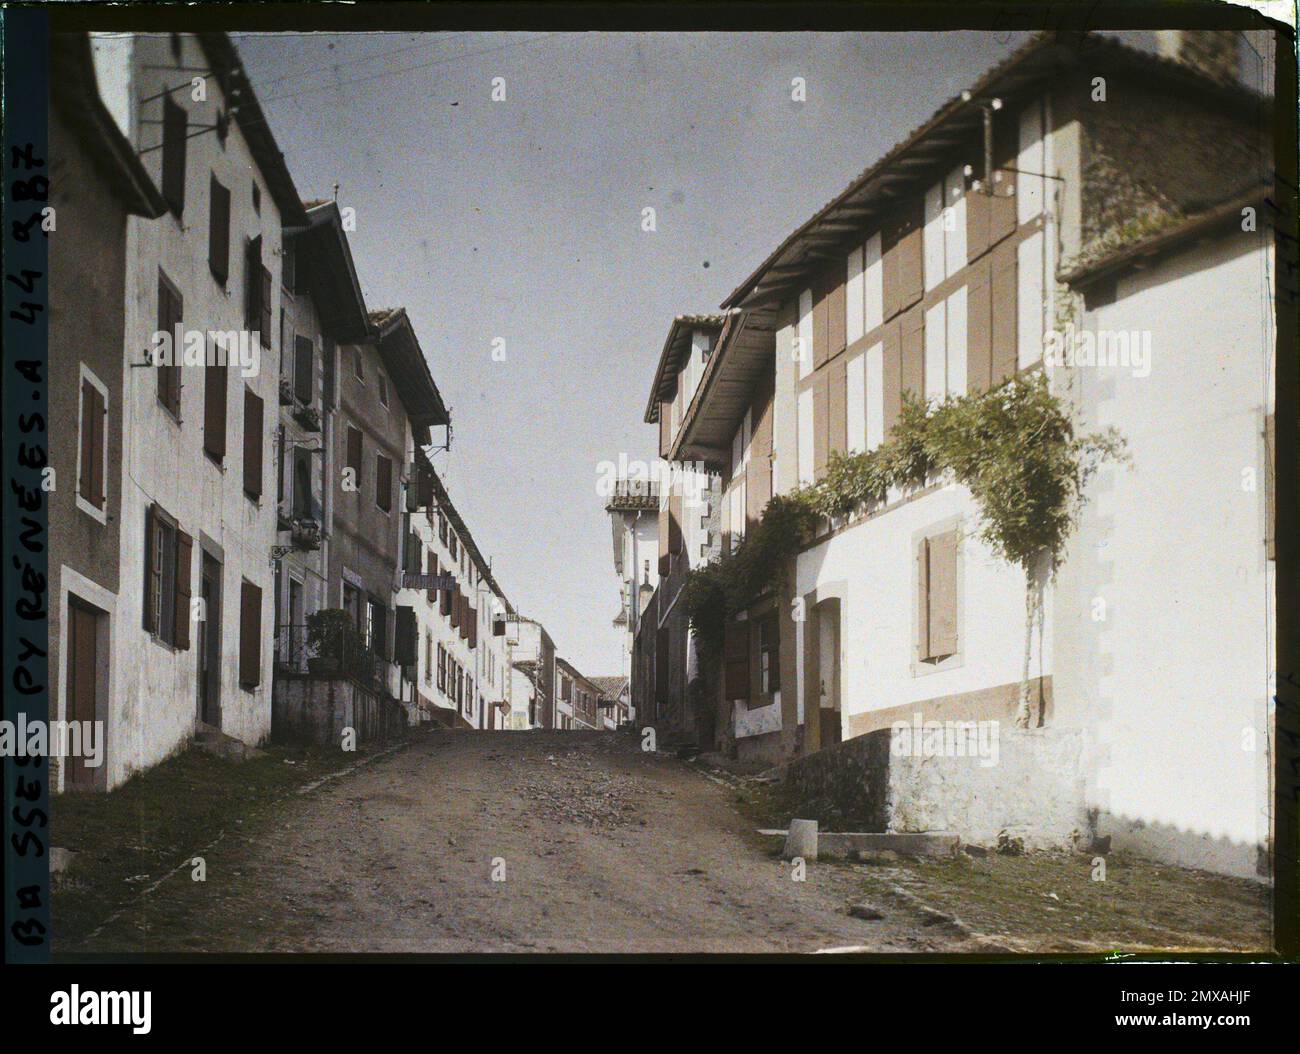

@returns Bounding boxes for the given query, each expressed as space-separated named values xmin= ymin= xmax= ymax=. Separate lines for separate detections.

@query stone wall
xmin=272 ymin=675 xmax=407 ymax=746
xmin=782 ymin=726 xmax=1090 ymax=850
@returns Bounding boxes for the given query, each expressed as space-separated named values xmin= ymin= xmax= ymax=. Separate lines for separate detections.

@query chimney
xmin=1155 ymin=30 xmax=1240 ymax=87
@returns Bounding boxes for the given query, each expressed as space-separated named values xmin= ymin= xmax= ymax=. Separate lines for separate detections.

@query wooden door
xmin=65 ymin=599 xmax=100 ymax=788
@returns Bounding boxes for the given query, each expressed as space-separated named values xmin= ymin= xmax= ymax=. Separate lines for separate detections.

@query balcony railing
xmin=274 ymin=623 xmax=390 ymax=693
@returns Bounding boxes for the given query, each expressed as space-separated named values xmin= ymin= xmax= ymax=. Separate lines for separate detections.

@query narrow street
xmin=72 ymin=730 xmax=968 ymax=954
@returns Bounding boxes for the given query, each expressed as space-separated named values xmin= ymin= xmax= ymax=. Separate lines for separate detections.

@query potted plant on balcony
xmin=306 ymin=608 xmax=362 ymax=677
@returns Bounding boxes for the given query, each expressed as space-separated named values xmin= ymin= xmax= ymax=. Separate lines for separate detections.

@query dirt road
xmin=81 ymin=728 xmax=967 ymax=954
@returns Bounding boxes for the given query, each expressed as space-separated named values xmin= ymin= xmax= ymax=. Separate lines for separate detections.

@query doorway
xmin=817 ymin=598 xmax=842 ymax=748
xmin=198 ymin=552 xmax=222 ymax=727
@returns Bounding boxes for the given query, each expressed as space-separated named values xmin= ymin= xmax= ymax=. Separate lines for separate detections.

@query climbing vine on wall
xmin=684 ymin=373 xmax=1127 ymax=724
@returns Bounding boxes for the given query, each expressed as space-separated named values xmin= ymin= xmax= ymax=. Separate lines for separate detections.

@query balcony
xmin=604 ymin=477 xmax=660 ymax=513
xmin=274 ymin=623 xmax=389 ymax=692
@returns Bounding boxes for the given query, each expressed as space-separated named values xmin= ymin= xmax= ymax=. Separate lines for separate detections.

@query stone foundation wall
xmin=782 ymin=726 xmax=1090 ymax=850
xmin=272 ymin=676 xmax=407 ymax=746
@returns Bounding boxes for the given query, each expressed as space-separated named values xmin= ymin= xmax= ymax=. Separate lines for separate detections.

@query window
xmin=203 ymin=354 xmax=228 ymax=463
xmin=346 ymin=425 xmax=363 ymax=486
xmin=368 ymin=598 xmax=387 ymax=659
xmin=796 ymin=288 xmax=813 ymax=380
xmin=143 ymin=503 xmax=192 ymax=650
xmin=239 ymin=579 xmax=262 ymax=688
xmin=245 ymin=236 xmax=272 ymax=347
xmin=208 ymin=175 xmax=230 ymax=285
xmin=375 ymin=453 xmax=392 ymax=512
xmin=354 ymin=348 xmax=364 ymax=381
xmin=924 ymin=288 xmax=968 ymax=403
xmin=161 ymin=95 xmax=187 ymax=217
xmin=294 ymin=335 xmax=314 ymax=405
xmin=378 ymin=372 xmax=389 ymax=407
xmin=425 ymin=633 xmax=433 ymax=684
xmin=759 ymin=613 xmax=780 ymax=695
xmin=251 ymin=181 xmax=261 ymax=214
xmin=923 ymin=167 xmax=967 ymax=291
xmin=282 ymin=240 xmax=296 ymax=292
xmin=917 ymin=529 xmax=959 ymax=662
xmin=156 ymin=270 xmax=182 ymax=418
xmin=77 ymin=368 xmax=107 ymax=515
xmin=243 ymin=386 xmax=264 ymax=500
xmin=437 ymin=643 xmax=447 ymax=693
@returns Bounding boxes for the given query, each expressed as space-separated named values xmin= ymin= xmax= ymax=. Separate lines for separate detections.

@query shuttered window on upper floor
xmin=161 ymin=95 xmax=187 ymax=217
xmin=143 ymin=502 xmax=192 ymax=651
xmin=243 ymin=386 xmax=264 ymax=501
xmin=208 ymin=174 xmax=230 ymax=285
xmin=239 ymin=579 xmax=262 ymax=688
xmin=156 ymin=270 xmax=183 ymax=419
xmin=78 ymin=373 xmax=106 ymax=511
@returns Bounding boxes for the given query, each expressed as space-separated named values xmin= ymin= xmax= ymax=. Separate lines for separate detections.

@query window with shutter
xmin=174 ymin=529 xmax=193 ymax=650
xmin=208 ymin=174 xmax=230 ymax=284
xmin=161 ymin=96 xmax=187 ymax=216
xmin=375 ymin=453 xmax=392 ymax=512
xmin=918 ymin=530 xmax=959 ymax=662
xmin=346 ymin=425 xmax=362 ymax=486
xmin=239 ymin=579 xmax=262 ymax=688
xmin=259 ymin=265 xmax=273 ymax=350
xmin=395 ymin=606 xmax=416 ymax=667
xmin=243 ymin=387 xmax=264 ymax=500
xmin=245 ymin=236 xmax=262 ymax=332
xmin=78 ymin=374 xmax=106 ymax=511
xmin=723 ymin=617 xmax=750 ymax=702
xmin=426 ymin=550 xmax=437 ymax=602
xmin=156 ymin=271 xmax=182 ymax=418
xmin=203 ymin=359 xmax=228 ymax=462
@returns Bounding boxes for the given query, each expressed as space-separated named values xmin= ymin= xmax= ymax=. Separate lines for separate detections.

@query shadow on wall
xmin=781 ymin=727 xmax=1267 ymax=880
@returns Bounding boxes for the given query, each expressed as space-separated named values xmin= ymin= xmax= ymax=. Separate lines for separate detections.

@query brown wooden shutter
xmin=468 ymin=603 xmax=477 ymax=649
xmin=204 ymin=361 xmax=228 ymax=461
xmin=901 ymin=305 xmax=925 ymax=403
xmin=417 ymin=464 xmax=434 ymax=508
xmin=460 ymin=592 xmax=470 ymax=641
xmin=157 ymin=274 xmax=182 ymax=416
xmin=426 ymin=550 xmax=437 ymax=602
xmin=882 ymin=222 xmax=901 ymax=322
xmin=260 ymin=266 xmax=273 ymax=349
xmin=161 ymin=96 xmax=187 ymax=216
xmin=990 ymin=131 xmax=1017 ymax=244
xmin=245 ymin=237 xmax=262 ymax=330
xmin=916 ymin=540 xmax=931 ymax=660
xmin=967 ymin=259 xmax=993 ymax=394
xmin=143 ymin=503 xmax=159 ymax=633
xmin=394 ymin=606 xmax=417 ymax=666
xmin=827 ymin=273 xmax=847 ymax=358
xmin=346 ymin=425 xmax=362 ymax=484
xmin=1265 ymin=413 xmax=1276 ymax=560
xmin=813 ymin=370 xmax=830 ymax=479
xmin=239 ymin=579 xmax=262 ymax=688
xmin=174 ymin=529 xmax=193 ymax=650
xmin=441 ymin=578 xmax=453 ymax=617
xmin=451 ymin=585 xmax=460 ymax=629
xmin=659 ymin=400 xmax=672 ymax=456
xmin=894 ymin=207 xmax=924 ymax=311
xmin=243 ymin=387 xmax=264 ymax=499
xmin=746 ymin=372 xmax=774 ymax=528
xmin=79 ymin=379 xmax=105 ymax=508
xmin=828 ymin=357 xmax=848 ymax=457
xmin=724 ymin=617 xmax=751 ymax=701
xmin=991 ymin=241 xmax=1018 ymax=384
xmin=812 ymin=278 xmax=830 ymax=369
xmin=928 ymin=531 xmax=959 ymax=657
xmin=208 ymin=175 xmax=230 ymax=284
xmin=882 ymin=319 xmax=902 ymax=438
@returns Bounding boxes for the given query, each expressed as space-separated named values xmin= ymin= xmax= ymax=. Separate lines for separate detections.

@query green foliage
xmin=306 ymin=608 xmax=361 ymax=661
xmin=684 ymin=373 xmax=1126 ymax=653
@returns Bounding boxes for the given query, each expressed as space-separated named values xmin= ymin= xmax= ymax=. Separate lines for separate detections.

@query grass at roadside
xmin=727 ymin=778 xmax=1271 ymax=953
xmin=51 ymin=740 xmax=374 ymax=952
xmin=852 ymin=850 xmax=1272 ymax=953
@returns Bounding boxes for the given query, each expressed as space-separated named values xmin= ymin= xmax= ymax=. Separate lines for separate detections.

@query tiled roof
xmin=721 ymin=31 xmax=1268 ymax=310
xmin=588 ymin=676 xmax=628 ymax=699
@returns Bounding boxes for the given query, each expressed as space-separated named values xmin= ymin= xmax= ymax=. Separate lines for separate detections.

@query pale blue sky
xmin=236 ymin=30 xmax=1034 ymax=673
